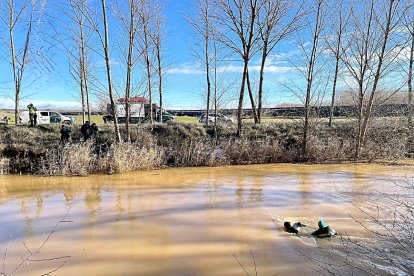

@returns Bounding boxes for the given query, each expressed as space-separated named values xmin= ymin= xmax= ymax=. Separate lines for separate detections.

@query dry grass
xmin=0 ymin=157 xmax=9 ymax=175
xmin=0 ymin=119 xmax=412 ymax=175
xmin=98 ymin=141 xmax=164 ymax=174
xmin=222 ymin=138 xmax=287 ymax=164
xmin=39 ymin=142 xmax=94 ymax=176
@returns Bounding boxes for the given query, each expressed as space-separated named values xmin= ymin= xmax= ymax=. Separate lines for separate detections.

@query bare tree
xmin=101 ymin=0 xmax=121 ymax=141
xmin=213 ymin=33 xmax=219 ymax=141
xmin=124 ymin=0 xmax=136 ymax=139
xmin=78 ymin=0 xmax=92 ymax=124
xmin=187 ymin=0 xmax=213 ymax=126
xmin=115 ymin=0 xmax=140 ymax=140
xmin=0 ymin=0 xmax=44 ymax=125
xmin=256 ymin=0 xmax=303 ymax=124
xmin=52 ymin=0 xmax=92 ymax=125
xmin=211 ymin=14 xmax=234 ymax=143
xmin=214 ymin=0 xmax=262 ymax=135
xmin=327 ymin=0 xmax=346 ymax=127
xmin=84 ymin=0 xmax=122 ymax=142
xmin=403 ymin=0 xmax=414 ymax=128
xmin=302 ymin=0 xmax=326 ymax=157
xmin=341 ymin=0 xmax=403 ymax=159
xmin=137 ymin=0 xmax=154 ymax=124
xmin=151 ymin=2 xmax=165 ymax=124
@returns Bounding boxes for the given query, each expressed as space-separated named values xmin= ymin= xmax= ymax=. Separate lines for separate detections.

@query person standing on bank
xmin=27 ymin=103 xmax=37 ymax=126
xmin=81 ymin=121 xmax=91 ymax=140
xmin=60 ymin=124 xmax=71 ymax=144
xmin=90 ymin=123 xmax=99 ymax=138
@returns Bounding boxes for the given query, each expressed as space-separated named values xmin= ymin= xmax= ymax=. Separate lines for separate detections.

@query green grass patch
xmin=74 ymin=114 xmax=104 ymax=125
xmin=175 ymin=116 xmax=199 ymax=124
xmin=0 ymin=110 xmax=16 ymax=124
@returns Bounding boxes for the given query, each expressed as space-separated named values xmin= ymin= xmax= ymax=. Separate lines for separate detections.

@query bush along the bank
xmin=0 ymin=121 xmax=411 ymax=176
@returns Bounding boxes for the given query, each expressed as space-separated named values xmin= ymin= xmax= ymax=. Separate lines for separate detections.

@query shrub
xmin=0 ymin=157 xmax=9 ymax=175
xmin=39 ymin=142 xmax=94 ymax=176
xmin=98 ymin=141 xmax=164 ymax=174
xmin=222 ymin=137 xmax=287 ymax=164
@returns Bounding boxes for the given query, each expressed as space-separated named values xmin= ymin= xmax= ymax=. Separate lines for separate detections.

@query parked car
xmin=199 ymin=113 xmax=234 ymax=124
xmin=19 ymin=111 xmax=76 ymax=125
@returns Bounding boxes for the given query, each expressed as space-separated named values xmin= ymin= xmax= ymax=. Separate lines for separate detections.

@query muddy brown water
xmin=0 ymin=164 xmax=412 ymax=275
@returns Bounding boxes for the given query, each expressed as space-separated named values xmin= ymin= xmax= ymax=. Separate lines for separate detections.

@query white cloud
xmin=167 ymin=63 xmax=297 ymax=75
xmin=167 ymin=67 xmax=205 ymax=75
xmin=219 ymin=65 xmax=296 ymax=73
xmin=0 ymin=98 xmax=82 ymax=110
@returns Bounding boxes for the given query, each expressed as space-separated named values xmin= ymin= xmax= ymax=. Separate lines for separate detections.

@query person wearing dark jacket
xmin=90 ymin=123 xmax=99 ymax=138
xmin=60 ymin=125 xmax=71 ymax=143
xmin=80 ymin=121 xmax=90 ymax=140
xmin=284 ymin=221 xmax=306 ymax=234
xmin=311 ymin=220 xmax=337 ymax=238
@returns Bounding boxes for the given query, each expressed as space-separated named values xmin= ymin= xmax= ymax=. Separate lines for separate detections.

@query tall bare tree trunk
xmin=9 ymin=9 xmax=19 ymax=124
xmin=213 ymin=37 xmax=218 ymax=144
xmin=204 ymin=0 xmax=211 ymax=125
xmin=143 ymin=22 xmax=153 ymax=124
xmin=187 ymin=0 xmax=213 ymax=125
xmin=8 ymin=0 xmax=34 ymax=125
xmin=84 ymin=64 xmax=91 ymax=123
xmin=246 ymin=67 xmax=258 ymax=123
xmin=79 ymin=58 xmax=86 ymax=124
xmin=205 ymin=20 xmax=211 ymax=126
xmin=101 ymin=0 xmax=121 ymax=142
xmin=79 ymin=0 xmax=91 ymax=124
xmin=237 ymin=60 xmax=249 ymax=136
xmin=303 ymin=0 xmax=323 ymax=158
xmin=125 ymin=2 xmax=135 ymax=141
xmin=151 ymin=6 xmax=164 ymax=124
xmin=355 ymin=82 xmax=364 ymax=159
xmin=257 ymin=41 xmax=267 ymax=124
xmin=357 ymin=0 xmax=395 ymax=158
xmin=328 ymin=5 xmax=344 ymax=127
xmin=79 ymin=2 xmax=86 ymax=124
xmin=328 ymin=53 xmax=340 ymax=127
xmin=156 ymin=41 xmax=163 ymax=123
xmin=66 ymin=0 xmax=91 ymax=124
xmin=408 ymin=27 xmax=414 ymax=128
xmin=152 ymin=3 xmax=165 ymax=124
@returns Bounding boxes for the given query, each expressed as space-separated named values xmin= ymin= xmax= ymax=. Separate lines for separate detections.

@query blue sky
xmin=0 ymin=0 xmax=313 ymax=111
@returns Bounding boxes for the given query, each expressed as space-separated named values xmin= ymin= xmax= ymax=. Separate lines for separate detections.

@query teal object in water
xmin=318 ymin=220 xmax=326 ymax=229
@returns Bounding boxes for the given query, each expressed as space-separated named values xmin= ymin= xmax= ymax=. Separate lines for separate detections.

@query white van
xmin=19 ymin=111 xmax=76 ymax=125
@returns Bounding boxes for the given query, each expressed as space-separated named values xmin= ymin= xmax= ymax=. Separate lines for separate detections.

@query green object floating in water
xmin=312 ymin=220 xmax=336 ymax=238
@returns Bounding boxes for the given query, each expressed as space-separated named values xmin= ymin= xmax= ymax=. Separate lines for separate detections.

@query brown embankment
xmin=0 ymin=120 xmax=412 ymax=176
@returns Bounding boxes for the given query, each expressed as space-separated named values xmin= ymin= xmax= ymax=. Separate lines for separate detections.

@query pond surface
xmin=0 ymin=164 xmax=412 ymax=275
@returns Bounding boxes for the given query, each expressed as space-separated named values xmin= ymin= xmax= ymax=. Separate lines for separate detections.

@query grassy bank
xmin=0 ymin=119 xmax=411 ymax=176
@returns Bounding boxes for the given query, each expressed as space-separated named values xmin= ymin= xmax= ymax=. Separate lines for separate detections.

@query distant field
xmin=176 ymin=116 xmax=296 ymax=124
xmin=175 ymin=116 xmax=199 ymax=123
xmin=74 ymin=115 xmax=104 ymax=125
xmin=0 ymin=110 xmax=16 ymax=124
xmin=0 ymin=108 xmax=405 ymax=126
xmin=175 ymin=116 xmax=406 ymax=124
xmin=175 ymin=116 xmax=353 ymax=124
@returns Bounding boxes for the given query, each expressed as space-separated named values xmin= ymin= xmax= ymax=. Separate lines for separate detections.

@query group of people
xmin=60 ymin=121 xmax=99 ymax=143
xmin=80 ymin=121 xmax=99 ymax=140
xmin=284 ymin=220 xmax=337 ymax=238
